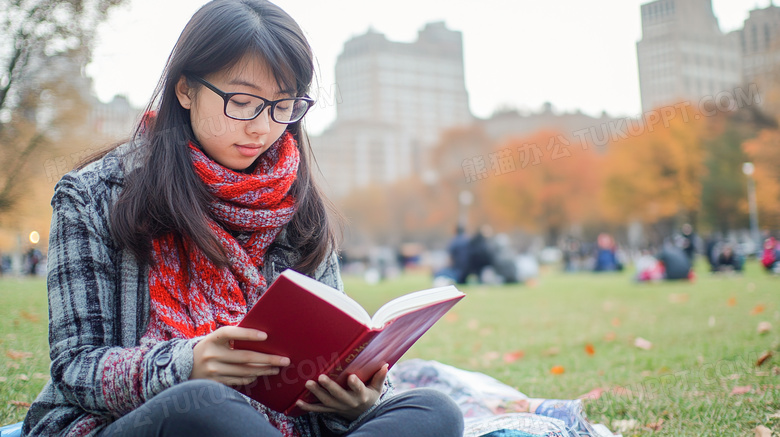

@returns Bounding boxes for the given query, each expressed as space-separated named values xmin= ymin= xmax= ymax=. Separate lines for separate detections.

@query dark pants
xmin=98 ymin=380 xmax=464 ymax=437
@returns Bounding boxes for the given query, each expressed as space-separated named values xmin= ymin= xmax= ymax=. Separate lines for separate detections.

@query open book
xmin=232 ymin=269 xmax=465 ymax=416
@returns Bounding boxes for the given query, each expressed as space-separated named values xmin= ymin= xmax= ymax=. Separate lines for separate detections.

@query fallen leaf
xmin=747 ymin=282 xmax=756 ymax=292
xmin=751 ymin=305 xmax=766 ymax=315
xmin=773 ymin=366 xmax=780 ymax=376
xmin=757 ymin=351 xmax=773 ymax=367
xmin=20 ymin=310 xmax=40 ymax=323
xmin=634 ymin=337 xmax=653 ymax=350
xmin=579 ymin=387 xmax=606 ymax=400
xmin=727 ymin=297 xmax=737 ymax=307
xmin=645 ymin=418 xmax=664 ymax=431
xmin=604 ymin=332 xmax=616 ymax=342
xmin=444 ymin=313 xmax=459 ymax=323
xmin=6 ymin=350 xmax=33 ymax=360
xmin=708 ymin=316 xmax=716 ymax=327
xmin=472 ymin=342 xmax=482 ymax=352
xmin=758 ymin=322 xmax=772 ymax=335
xmin=585 ymin=343 xmax=595 ymax=356
xmin=611 ymin=317 xmax=621 ymax=327
xmin=550 ymin=365 xmax=565 ymax=375
xmin=467 ymin=319 xmax=480 ymax=330
xmin=768 ymin=411 xmax=780 ymax=419
xmin=731 ymin=386 xmax=752 ymax=395
xmin=542 ymin=347 xmax=560 ymax=357
xmin=0 ymin=377 xmax=6 ymax=382
xmin=9 ymin=401 xmax=30 ymax=408
xmin=33 ymin=373 xmax=49 ymax=380
xmin=754 ymin=425 xmax=771 ymax=437
xmin=503 ymin=350 xmax=524 ymax=363
xmin=668 ymin=293 xmax=689 ymax=303
xmin=16 ymin=374 xmax=29 ymax=381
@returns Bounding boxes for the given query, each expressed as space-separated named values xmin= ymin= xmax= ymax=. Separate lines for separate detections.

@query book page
xmin=281 ymin=270 xmax=371 ymax=324
xmin=370 ymin=285 xmax=463 ymax=329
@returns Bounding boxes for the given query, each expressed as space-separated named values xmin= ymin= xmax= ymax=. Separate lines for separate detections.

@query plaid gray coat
xmin=22 ymin=143 xmax=385 ymax=436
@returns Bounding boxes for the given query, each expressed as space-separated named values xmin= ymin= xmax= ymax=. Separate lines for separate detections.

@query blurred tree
xmin=0 ymin=0 xmax=126 ymax=218
xmin=700 ymin=108 xmax=771 ymax=233
xmin=339 ymin=125 xmax=494 ymax=250
xmin=479 ymin=130 xmax=602 ymax=244
xmin=742 ymin=121 xmax=780 ymax=230
xmin=601 ymin=109 xmax=708 ymax=232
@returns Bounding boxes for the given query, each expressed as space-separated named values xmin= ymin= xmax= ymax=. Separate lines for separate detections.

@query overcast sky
xmin=86 ymin=0 xmax=766 ymax=135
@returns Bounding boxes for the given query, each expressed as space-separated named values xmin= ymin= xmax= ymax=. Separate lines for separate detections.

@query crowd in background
xmin=5 ymin=225 xmax=779 ymax=283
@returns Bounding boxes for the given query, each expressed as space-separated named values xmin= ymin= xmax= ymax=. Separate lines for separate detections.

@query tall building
xmin=314 ymin=22 xmax=473 ymax=197
xmin=636 ymin=0 xmax=742 ymax=112
xmin=737 ymin=4 xmax=780 ymax=106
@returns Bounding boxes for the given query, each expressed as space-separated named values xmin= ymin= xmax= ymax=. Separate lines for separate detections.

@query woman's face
xmin=175 ymin=54 xmax=292 ymax=171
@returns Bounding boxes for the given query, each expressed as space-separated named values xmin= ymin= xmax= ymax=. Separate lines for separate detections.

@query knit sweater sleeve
xmin=47 ymin=174 xmax=196 ymax=418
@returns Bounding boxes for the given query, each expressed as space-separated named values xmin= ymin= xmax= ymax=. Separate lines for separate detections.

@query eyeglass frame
xmin=186 ymin=74 xmax=315 ymax=124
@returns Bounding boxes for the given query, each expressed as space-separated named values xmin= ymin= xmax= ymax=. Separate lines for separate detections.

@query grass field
xmin=1 ymin=262 xmax=778 ymax=436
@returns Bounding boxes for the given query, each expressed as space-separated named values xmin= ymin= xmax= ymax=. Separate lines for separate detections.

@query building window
xmin=765 ymin=23 xmax=771 ymax=51
xmin=752 ymin=25 xmax=759 ymax=53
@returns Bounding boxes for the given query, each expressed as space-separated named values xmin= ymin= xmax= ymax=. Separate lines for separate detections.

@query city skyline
xmin=87 ymin=0 xmax=764 ymax=135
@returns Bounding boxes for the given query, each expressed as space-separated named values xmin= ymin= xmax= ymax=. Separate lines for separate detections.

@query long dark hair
xmin=106 ymin=0 xmax=339 ymax=274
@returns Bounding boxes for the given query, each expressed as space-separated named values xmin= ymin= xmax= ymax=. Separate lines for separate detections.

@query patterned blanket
xmin=388 ymin=359 xmax=619 ymax=437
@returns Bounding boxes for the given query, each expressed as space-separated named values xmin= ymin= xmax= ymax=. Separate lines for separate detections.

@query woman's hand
xmin=190 ymin=326 xmax=290 ymax=386
xmin=295 ymin=364 xmax=389 ymax=421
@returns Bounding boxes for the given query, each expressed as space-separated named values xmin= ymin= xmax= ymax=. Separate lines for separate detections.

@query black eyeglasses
xmin=188 ymin=75 xmax=314 ymax=124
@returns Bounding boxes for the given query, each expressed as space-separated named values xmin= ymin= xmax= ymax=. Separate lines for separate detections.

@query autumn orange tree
xmin=600 ymin=109 xmax=709 ymax=236
xmin=338 ymin=125 xmax=496 ymax=249
xmin=477 ymin=130 xmax=603 ymax=243
xmin=742 ymin=124 xmax=780 ymax=230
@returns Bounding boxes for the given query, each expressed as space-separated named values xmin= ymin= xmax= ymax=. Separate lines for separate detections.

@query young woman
xmin=22 ymin=1 xmax=463 ymax=436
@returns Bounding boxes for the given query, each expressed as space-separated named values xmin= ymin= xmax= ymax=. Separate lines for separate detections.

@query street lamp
xmin=742 ymin=162 xmax=760 ymax=255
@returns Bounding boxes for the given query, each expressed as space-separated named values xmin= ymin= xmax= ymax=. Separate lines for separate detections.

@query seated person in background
xmin=656 ymin=244 xmax=692 ymax=280
xmin=593 ymin=233 xmax=622 ymax=272
xmin=716 ymin=244 xmax=743 ymax=273
xmin=762 ymin=237 xmax=780 ymax=273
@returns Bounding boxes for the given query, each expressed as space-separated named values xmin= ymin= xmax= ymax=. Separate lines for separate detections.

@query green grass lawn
xmin=1 ymin=262 xmax=778 ymax=436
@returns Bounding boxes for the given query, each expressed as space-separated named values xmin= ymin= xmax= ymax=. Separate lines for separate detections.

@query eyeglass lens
xmin=225 ymin=95 xmax=310 ymax=123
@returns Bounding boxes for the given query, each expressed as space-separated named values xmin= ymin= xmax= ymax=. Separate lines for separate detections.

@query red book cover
xmin=232 ymin=269 xmax=464 ymax=416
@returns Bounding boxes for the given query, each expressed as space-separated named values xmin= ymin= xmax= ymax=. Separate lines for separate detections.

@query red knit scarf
xmin=143 ymin=131 xmax=299 ymax=343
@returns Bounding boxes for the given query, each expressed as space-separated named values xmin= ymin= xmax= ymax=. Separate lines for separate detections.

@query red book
xmin=232 ymin=269 xmax=465 ymax=416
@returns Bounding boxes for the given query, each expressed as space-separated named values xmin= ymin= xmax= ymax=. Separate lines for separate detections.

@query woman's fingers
xmin=191 ymin=326 xmax=290 ymax=382
xmin=212 ymin=326 xmax=268 ymax=344
xmin=367 ymin=364 xmax=389 ymax=392
xmin=316 ymin=375 xmax=361 ymax=407
xmin=200 ymin=361 xmax=282 ymax=383
xmin=296 ymin=399 xmax=336 ymax=414
xmin=219 ymin=349 xmax=290 ymax=367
